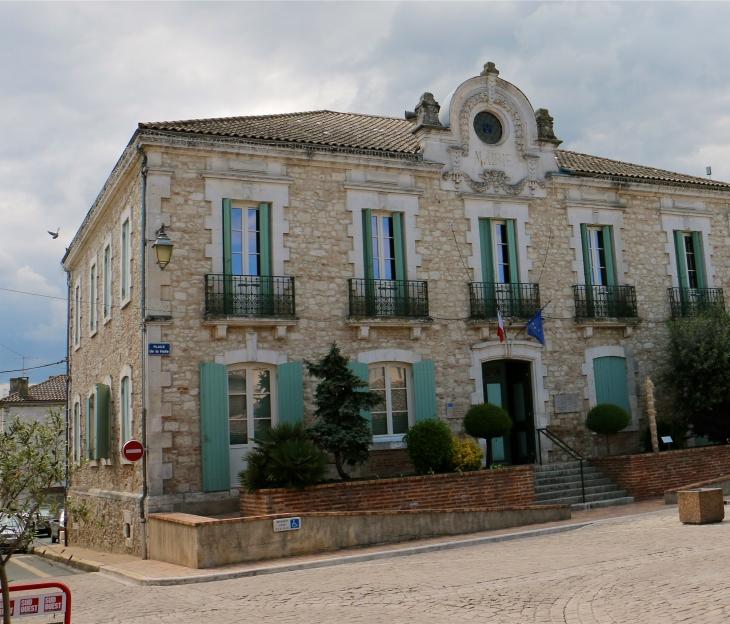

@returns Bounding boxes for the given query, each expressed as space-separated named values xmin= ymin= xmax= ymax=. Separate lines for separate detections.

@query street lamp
xmin=152 ymin=225 xmax=174 ymax=269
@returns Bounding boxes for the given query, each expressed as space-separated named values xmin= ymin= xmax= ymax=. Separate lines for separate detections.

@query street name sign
xmin=148 ymin=343 xmax=171 ymax=355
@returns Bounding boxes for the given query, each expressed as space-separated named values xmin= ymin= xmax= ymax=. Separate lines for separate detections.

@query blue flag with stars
xmin=526 ymin=308 xmax=546 ymax=345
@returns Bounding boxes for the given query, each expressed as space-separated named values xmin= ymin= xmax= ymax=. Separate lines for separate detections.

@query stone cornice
xmin=200 ymin=170 xmax=295 ymax=185
xmin=341 ymin=182 xmax=425 ymax=195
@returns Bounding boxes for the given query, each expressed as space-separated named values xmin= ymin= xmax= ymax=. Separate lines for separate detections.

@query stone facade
xmin=63 ymin=65 xmax=730 ymax=555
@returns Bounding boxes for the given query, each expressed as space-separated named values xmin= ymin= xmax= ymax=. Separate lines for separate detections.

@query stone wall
xmin=590 ymin=445 xmax=730 ymax=500
xmin=239 ymin=466 xmax=535 ymax=516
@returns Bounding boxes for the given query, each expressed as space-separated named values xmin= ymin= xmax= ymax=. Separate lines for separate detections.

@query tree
xmin=306 ymin=343 xmax=381 ymax=480
xmin=585 ymin=403 xmax=630 ymax=456
xmin=402 ymin=419 xmax=454 ymax=474
xmin=463 ymin=403 xmax=513 ymax=467
xmin=664 ymin=311 xmax=730 ymax=443
xmin=1 ymin=409 xmax=72 ymax=624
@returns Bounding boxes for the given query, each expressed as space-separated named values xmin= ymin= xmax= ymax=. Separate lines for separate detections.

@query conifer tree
xmin=306 ymin=343 xmax=381 ymax=480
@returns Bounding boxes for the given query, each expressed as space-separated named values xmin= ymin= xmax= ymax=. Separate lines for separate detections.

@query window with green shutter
xmin=581 ymin=224 xmax=616 ymax=286
xmin=223 ymin=200 xmax=271 ymax=277
xmin=277 ymin=361 xmax=304 ymax=426
xmin=413 ymin=360 xmax=438 ymax=422
xmin=362 ymin=211 xmax=407 ymax=281
xmin=593 ymin=356 xmax=631 ymax=416
xmin=478 ymin=218 xmax=519 ymax=284
xmin=94 ymin=383 xmax=111 ymax=460
xmin=674 ymin=231 xmax=707 ymax=290
xmin=199 ymin=362 xmax=231 ymax=492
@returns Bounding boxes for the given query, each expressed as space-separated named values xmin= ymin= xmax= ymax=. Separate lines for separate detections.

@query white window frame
xmin=73 ymin=277 xmax=82 ymax=350
xmin=119 ymin=365 xmax=133 ymax=449
xmin=229 ymin=203 xmax=262 ymax=277
xmin=120 ymin=208 xmax=132 ymax=307
xmin=370 ymin=212 xmax=397 ymax=281
xmin=585 ymin=226 xmax=608 ymax=286
xmin=102 ymin=235 xmax=113 ymax=323
xmin=227 ymin=364 xmax=278 ymax=448
xmin=88 ymin=256 xmax=98 ymax=336
xmin=368 ymin=362 xmax=414 ymax=439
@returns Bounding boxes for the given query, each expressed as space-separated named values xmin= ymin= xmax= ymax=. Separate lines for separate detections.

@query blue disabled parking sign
xmin=273 ymin=517 xmax=301 ymax=532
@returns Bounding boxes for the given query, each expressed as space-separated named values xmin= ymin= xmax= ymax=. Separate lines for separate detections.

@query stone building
xmin=0 ymin=375 xmax=67 ymax=433
xmin=62 ymin=62 xmax=730 ymax=555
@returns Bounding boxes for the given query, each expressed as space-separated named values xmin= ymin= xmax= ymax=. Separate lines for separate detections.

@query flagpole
xmin=508 ymin=301 xmax=550 ymax=346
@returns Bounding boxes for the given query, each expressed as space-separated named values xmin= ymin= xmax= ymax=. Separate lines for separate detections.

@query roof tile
xmin=0 ymin=375 xmax=66 ymax=404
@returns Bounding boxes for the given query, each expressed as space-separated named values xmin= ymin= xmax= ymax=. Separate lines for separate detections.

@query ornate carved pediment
xmin=457 ymin=167 xmax=546 ymax=196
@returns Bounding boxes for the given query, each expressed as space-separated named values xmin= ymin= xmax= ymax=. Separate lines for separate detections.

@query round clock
xmin=473 ymin=111 xmax=503 ymax=145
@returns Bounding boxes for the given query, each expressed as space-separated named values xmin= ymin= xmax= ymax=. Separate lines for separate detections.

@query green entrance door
xmin=481 ymin=360 xmax=536 ymax=465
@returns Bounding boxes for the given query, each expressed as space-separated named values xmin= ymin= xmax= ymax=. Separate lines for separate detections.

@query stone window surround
xmin=568 ymin=205 xmax=628 ymax=286
xmin=102 ymin=234 xmax=113 ymax=325
xmin=119 ymin=364 xmax=134 ymax=464
xmin=120 ymin=206 xmax=133 ymax=309
xmin=88 ymin=254 xmax=98 ymax=338
xmin=463 ymin=197 xmax=533 ymax=283
xmin=203 ymin=173 xmax=291 ymax=276
xmin=73 ymin=276 xmax=82 ymax=351
xmin=357 ymin=348 xmax=421 ymax=445
xmin=660 ymin=213 xmax=716 ymax=288
xmin=581 ymin=345 xmax=640 ymax=431
xmin=347 ymin=189 xmax=422 ymax=281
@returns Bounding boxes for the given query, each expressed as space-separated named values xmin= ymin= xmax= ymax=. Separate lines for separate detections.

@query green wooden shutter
xmin=259 ymin=203 xmax=272 ymax=277
xmin=393 ymin=212 xmax=407 ymax=281
xmin=580 ymin=224 xmax=592 ymax=285
xmin=479 ymin=218 xmax=494 ymax=282
xmin=506 ymin=220 xmax=519 ymax=284
xmin=84 ymin=396 xmax=91 ymax=461
xmin=413 ymin=360 xmax=438 ymax=422
xmin=602 ymin=226 xmax=616 ymax=286
xmin=674 ymin=230 xmax=688 ymax=290
xmin=199 ymin=362 xmax=231 ymax=492
xmin=94 ymin=384 xmax=111 ymax=459
xmin=277 ymin=361 xmax=304 ymax=425
xmin=222 ymin=199 xmax=232 ymax=275
xmin=593 ymin=356 xmax=631 ymax=417
xmin=691 ymin=231 xmax=706 ymax=288
xmin=362 ymin=209 xmax=374 ymax=281
xmin=348 ymin=361 xmax=372 ymax=425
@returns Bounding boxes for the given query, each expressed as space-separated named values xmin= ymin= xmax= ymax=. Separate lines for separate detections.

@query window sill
xmin=121 ymin=297 xmax=131 ymax=309
xmin=574 ymin=317 xmax=642 ymax=338
xmin=370 ymin=437 xmax=407 ymax=451
xmin=103 ymin=315 xmax=112 ymax=326
xmin=89 ymin=328 xmax=98 ymax=338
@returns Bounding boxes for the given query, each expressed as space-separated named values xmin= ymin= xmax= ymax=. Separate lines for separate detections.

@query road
xmin=12 ymin=509 xmax=730 ymax=623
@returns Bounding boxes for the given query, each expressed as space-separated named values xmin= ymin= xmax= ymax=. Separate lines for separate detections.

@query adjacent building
xmin=0 ymin=375 xmax=67 ymax=432
xmin=62 ymin=62 xmax=730 ymax=555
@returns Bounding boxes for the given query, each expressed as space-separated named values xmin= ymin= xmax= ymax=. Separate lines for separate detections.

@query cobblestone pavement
xmin=52 ymin=510 xmax=730 ymax=623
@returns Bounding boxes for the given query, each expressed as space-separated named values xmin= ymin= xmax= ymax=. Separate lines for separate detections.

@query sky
xmin=1 ymin=1 xmax=730 ymax=394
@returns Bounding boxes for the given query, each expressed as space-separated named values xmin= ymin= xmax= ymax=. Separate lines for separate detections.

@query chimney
xmin=10 ymin=377 xmax=30 ymax=398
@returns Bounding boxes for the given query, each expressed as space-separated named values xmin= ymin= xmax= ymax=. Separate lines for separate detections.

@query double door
xmin=481 ymin=360 xmax=536 ymax=465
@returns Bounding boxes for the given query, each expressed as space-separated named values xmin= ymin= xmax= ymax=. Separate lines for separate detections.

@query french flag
xmin=497 ymin=310 xmax=505 ymax=343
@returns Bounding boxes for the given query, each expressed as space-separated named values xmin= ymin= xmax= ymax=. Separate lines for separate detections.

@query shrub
xmin=403 ymin=419 xmax=454 ymax=474
xmin=585 ymin=403 xmax=630 ymax=456
xmin=238 ymin=422 xmax=327 ymax=492
xmin=641 ymin=418 xmax=688 ymax=452
xmin=451 ymin=437 xmax=484 ymax=472
xmin=463 ymin=403 xmax=513 ymax=466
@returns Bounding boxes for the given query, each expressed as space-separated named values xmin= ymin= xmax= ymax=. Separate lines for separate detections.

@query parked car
xmin=31 ymin=507 xmax=53 ymax=538
xmin=0 ymin=515 xmax=31 ymax=553
xmin=50 ymin=509 xmax=65 ymax=544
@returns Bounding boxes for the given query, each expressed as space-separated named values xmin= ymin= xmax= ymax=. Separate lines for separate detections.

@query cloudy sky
xmin=1 ymin=1 xmax=729 ymax=393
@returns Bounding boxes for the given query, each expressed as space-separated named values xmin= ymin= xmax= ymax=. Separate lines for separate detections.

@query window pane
xmin=228 ymin=371 xmax=246 ymax=393
xmin=231 ymin=208 xmax=242 ymax=231
xmin=392 ymin=412 xmax=409 ymax=435
xmin=372 ymin=413 xmax=388 ymax=436
xmin=248 ymin=255 xmax=260 ymax=276
xmin=389 ymin=366 xmax=407 ymax=389
xmin=229 ymin=418 xmax=248 ymax=445
xmin=232 ymin=231 xmax=243 ymax=253
xmin=248 ymin=209 xmax=259 ymax=233
xmin=391 ymin=388 xmax=408 ymax=413
xmin=254 ymin=417 xmax=271 ymax=440
xmin=232 ymin=254 xmax=243 ymax=275
xmin=253 ymin=369 xmax=270 ymax=394
xmin=248 ymin=230 xmax=258 ymax=254
xmin=253 ymin=393 xmax=271 ymax=420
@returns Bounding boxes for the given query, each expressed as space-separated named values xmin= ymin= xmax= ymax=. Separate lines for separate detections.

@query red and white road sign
xmin=122 ymin=439 xmax=145 ymax=462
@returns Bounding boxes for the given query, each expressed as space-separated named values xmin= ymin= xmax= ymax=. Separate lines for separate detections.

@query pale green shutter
xmin=259 ymin=203 xmax=272 ymax=277
xmin=199 ymin=362 xmax=231 ymax=492
xmin=362 ymin=210 xmax=374 ymax=281
xmin=413 ymin=360 xmax=438 ymax=422
xmin=593 ymin=356 xmax=631 ymax=417
xmin=506 ymin=220 xmax=519 ymax=284
xmin=348 ymin=361 xmax=372 ymax=425
xmin=691 ymin=232 xmax=706 ymax=288
xmin=222 ymin=199 xmax=232 ymax=275
xmin=580 ymin=224 xmax=592 ymax=285
xmin=479 ymin=218 xmax=494 ymax=282
xmin=84 ymin=396 xmax=91 ymax=461
xmin=602 ymin=226 xmax=616 ymax=286
xmin=674 ymin=231 xmax=688 ymax=290
xmin=393 ymin=212 xmax=407 ymax=281
xmin=277 ymin=361 xmax=304 ymax=425
xmin=95 ymin=384 xmax=110 ymax=459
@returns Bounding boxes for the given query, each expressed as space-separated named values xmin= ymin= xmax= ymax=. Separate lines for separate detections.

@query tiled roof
xmin=556 ymin=150 xmax=730 ymax=189
xmin=140 ymin=110 xmax=729 ymax=189
xmin=0 ymin=375 xmax=67 ymax=404
xmin=140 ymin=110 xmax=421 ymax=154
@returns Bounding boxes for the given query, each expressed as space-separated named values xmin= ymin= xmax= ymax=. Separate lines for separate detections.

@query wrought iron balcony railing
xmin=573 ymin=285 xmax=638 ymax=319
xmin=204 ymin=274 xmax=295 ymax=317
xmin=668 ymin=287 xmax=725 ymax=318
xmin=348 ymin=278 xmax=429 ymax=318
xmin=469 ymin=282 xmax=541 ymax=319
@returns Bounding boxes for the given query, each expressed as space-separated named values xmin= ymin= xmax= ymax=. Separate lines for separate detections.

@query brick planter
xmin=240 ymin=466 xmax=535 ymax=516
xmin=590 ymin=444 xmax=730 ymax=501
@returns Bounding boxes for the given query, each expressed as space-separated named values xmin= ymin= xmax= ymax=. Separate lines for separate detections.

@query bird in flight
xmin=48 ymin=228 xmax=60 ymax=239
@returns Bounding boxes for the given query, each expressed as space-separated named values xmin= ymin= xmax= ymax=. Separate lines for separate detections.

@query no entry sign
xmin=122 ymin=440 xmax=145 ymax=462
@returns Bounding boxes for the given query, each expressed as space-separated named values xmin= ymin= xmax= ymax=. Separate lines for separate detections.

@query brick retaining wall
xmin=590 ymin=445 xmax=730 ymax=500
xmin=240 ymin=466 xmax=535 ymax=516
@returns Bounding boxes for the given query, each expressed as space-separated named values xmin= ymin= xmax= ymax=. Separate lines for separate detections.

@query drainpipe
xmin=64 ymin=268 xmax=71 ymax=512
xmin=136 ymin=144 xmax=149 ymax=560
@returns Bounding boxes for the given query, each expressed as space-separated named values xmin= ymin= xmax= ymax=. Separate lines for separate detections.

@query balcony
xmin=469 ymin=282 xmax=541 ymax=320
xmin=668 ymin=287 xmax=725 ymax=318
xmin=348 ymin=278 xmax=429 ymax=319
xmin=573 ymin=285 xmax=638 ymax=319
xmin=204 ymin=275 xmax=295 ymax=317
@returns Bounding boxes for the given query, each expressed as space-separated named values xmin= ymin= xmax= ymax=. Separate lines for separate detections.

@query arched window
xmin=369 ymin=364 xmax=412 ymax=436
xmin=227 ymin=365 xmax=276 ymax=445
xmin=120 ymin=376 xmax=131 ymax=444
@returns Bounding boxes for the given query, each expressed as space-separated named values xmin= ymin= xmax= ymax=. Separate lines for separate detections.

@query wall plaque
xmin=554 ymin=393 xmax=581 ymax=414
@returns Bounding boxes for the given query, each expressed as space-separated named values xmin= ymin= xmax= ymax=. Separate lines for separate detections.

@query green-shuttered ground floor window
xmin=593 ymin=356 xmax=631 ymax=416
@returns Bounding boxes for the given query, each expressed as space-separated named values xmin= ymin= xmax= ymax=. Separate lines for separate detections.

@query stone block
xmin=678 ymin=488 xmax=725 ymax=524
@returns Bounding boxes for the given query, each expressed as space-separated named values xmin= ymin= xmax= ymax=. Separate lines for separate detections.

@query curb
xmin=29 ymin=547 xmax=101 ymax=574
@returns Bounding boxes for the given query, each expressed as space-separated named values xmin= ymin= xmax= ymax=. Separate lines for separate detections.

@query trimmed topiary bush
xmin=238 ymin=422 xmax=327 ymax=492
xmin=451 ymin=437 xmax=484 ymax=472
xmin=463 ymin=403 xmax=513 ymax=467
xmin=585 ymin=403 xmax=631 ymax=456
xmin=403 ymin=419 xmax=454 ymax=474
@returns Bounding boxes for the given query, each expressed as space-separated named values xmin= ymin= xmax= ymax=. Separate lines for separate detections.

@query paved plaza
xmin=19 ymin=509 xmax=730 ymax=623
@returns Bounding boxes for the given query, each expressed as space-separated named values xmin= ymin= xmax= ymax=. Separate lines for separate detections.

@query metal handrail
xmin=536 ymin=427 xmax=586 ymax=504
